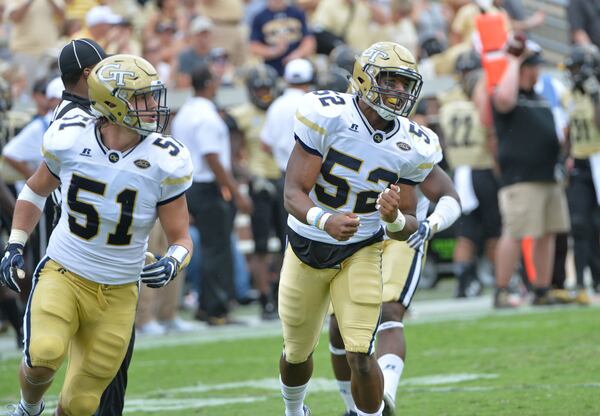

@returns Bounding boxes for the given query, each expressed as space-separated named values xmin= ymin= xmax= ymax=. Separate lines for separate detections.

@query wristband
xmin=166 ymin=244 xmax=190 ymax=269
xmin=306 ymin=206 xmax=331 ymax=231
xmin=8 ymin=229 xmax=28 ymax=246
xmin=383 ymin=209 xmax=406 ymax=232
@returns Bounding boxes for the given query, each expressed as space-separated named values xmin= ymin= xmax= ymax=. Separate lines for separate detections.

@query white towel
xmin=590 ymin=151 xmax=600 ymax=206
xmin=454 ymin=166 xmax=479 ymax=214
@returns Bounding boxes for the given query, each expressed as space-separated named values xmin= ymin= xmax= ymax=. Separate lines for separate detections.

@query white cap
xmin=190 ymin=16 xmax=213 ymax=34
xmin=46 ymin=77 xmax=64 ymax=100
xmin=86 ymin=5 xmax=122 ymax=27
xmin=284 ymin=59 xmax=314 ymax=85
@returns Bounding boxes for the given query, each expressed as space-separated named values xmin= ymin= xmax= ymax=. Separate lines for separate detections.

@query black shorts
xmin=456 ymin=168 xmax=501 ymax=243
xmin=249 ymin=177 xmax=287 ymax=254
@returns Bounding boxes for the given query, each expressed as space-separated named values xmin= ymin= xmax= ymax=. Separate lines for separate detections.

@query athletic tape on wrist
xmin=166 ymin=244 xmax=190 ymax=269
xmin=384 ymin=209 xmax=406 ymax=232
xmin=306 ymin=207 xmax=331 ymax=230
xmin=8 ymin=229 xmax=28 ymax=246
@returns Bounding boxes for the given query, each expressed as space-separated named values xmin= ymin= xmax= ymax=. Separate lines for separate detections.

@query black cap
xmin=521 ymin=40 xmax=544 ymax=67
xmin=58 ymin=38 xmax=107 ymax=76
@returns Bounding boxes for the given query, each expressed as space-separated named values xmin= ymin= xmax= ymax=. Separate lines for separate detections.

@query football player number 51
xmin=67 ymin=173 xmax=137 ymax=245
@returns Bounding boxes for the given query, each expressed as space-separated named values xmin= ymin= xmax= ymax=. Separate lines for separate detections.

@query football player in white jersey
xmin=277 ymin=41 xmax=443 ymax=416
xmin=0 ymin=54 xmax=193 ymax=416
xmin=329 ymin=165 xmax=461 ymax=416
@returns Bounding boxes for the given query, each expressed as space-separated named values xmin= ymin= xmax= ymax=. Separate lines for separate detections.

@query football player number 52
xmin=67 ymin=174 xmax=137 ymax=245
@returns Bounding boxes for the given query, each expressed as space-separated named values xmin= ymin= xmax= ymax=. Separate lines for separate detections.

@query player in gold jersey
xmin=563 ymin=45 xmax=600 ymax=300
xmin=229 ymin=64 xmax=284 ymax=319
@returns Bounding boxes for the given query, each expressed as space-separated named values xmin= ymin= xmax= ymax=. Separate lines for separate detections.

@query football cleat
xmin=5 ymin=401 xmax=45 ymax=416
xmin=342 ymin=411 xmax=358 ymax=416
xmin=493 ymin=289 xmax=519 ymax=309
xmin=382 ymin=393 xmax=396 ymax=416
xmin=303 ymin=405 xmax=311 ymax=416
xmin=531 ymin=292 xmax=557 ymax=306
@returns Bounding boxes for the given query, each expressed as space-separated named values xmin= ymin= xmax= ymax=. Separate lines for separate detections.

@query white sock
xmin=378 ymin=354 xmax=404 ymax=406
xmin=19 ymin=393 xmax=43 ymax=415
xmin=356 ymin=402 xmax=384 ymax=416
xmin=280 ymin=377 xmax=309 ymax=416
xmin=337 ymin=380 xmax=357 ymax=413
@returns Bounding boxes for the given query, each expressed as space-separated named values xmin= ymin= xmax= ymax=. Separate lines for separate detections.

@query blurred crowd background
xmin=0 ymin=0 xmax=599 ymax=341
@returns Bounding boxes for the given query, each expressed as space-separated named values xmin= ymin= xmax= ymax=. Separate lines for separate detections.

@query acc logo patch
xmin=396 ymin=142 xmax=411 ymax=151
xmin=108 ymin=152 xmax=120 ymax=163
xmin=134 ymin=159 xmax=151 ymax=169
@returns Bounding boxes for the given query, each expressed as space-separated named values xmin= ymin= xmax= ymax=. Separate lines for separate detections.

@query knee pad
xmin=377 ymin=321 xmax=404 ymax=334
xmin=62 ymin=394 xmax=99 ymax=416
xmin=28 ymin=335 xmax=66 ymax=368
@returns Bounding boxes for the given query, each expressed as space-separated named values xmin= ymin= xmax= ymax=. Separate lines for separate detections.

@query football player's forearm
xmin=284 ymin=187 xmax=315 ymax=225
xmin=11 ymin=200 xmax=43 ymax=237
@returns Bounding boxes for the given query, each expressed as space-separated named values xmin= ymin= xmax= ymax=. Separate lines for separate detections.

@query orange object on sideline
xmin=521 ymin=236 xmax=537 ymax=283
xmin=476 ymin=12 xmax=509 ymax=92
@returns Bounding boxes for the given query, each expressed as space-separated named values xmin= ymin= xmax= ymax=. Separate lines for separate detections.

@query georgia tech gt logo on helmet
xmin=97 ymin=63 xmax=136 ymax=87
xmin=362 ymin=47 xmax=390 ymax=64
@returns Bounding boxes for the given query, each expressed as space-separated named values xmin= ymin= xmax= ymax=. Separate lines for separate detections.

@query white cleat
xmin=5 ymin=401 xmax=45 ymax=416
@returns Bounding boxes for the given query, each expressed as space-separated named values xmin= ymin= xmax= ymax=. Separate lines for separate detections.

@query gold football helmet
xmin=350 ymin=41 xmax=422 ymax=120
xmin=88 ymin=54 xmax=169 ymax=134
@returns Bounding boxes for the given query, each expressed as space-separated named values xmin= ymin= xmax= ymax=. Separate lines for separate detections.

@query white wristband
xmin=306 ymin=207 xmax=331 ymax=231
xmin=383 ymin=209 xmax=406 ymax=232
xmin=8 ymin=229 xmax=28 ymax=246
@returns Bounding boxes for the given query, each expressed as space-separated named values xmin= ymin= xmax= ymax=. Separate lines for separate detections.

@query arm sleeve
xmin=158 ymin=145 xmax=194 ymax=205
xmin=293 ymin=93 xmax=327 ymax=157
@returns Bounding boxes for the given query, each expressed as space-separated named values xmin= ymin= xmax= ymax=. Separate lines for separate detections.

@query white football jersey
xmin=42 ymin=115 xmax=193 ymax=285
xmin=289 ymin=91 xmax=443 ymax=245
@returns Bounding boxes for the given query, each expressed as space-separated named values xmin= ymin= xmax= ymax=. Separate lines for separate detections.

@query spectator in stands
xmin=311 ymin=0 xmax=389 ymax=53
xmin=501 ymin=0 xmax=545 ymax=33
xmin=249 ymin=0 xmax=316 ymax=76
xmin=143 ymin=38 xmax=173 ymax=87
xmin=176 ymin=16 xmax=214 ymax=88
xmin=491 ymin=40 xmax=570 ymax=307
xmin=198 ymin=0 xmax=247 ymax=67
xmin=172 ymin=65 xmax=252 ymax=326
xmin=75 ymin=5 xmax=122 ymax=49
xmin=143 ymin=0 xmax=189 ymax=41
xmin=261 ymin=59 xmax=314 ymax=177
xmin=567 ymin=0 xmax=600 ymax=48
xmin=381 ymin=0 xmax=419 ymax=57
xmin=5 ymin=0 xmax=65 ymax=90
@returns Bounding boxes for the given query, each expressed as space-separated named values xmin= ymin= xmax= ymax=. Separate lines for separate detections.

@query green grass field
xmin=1 ymin=305 xmax=599 ymax=415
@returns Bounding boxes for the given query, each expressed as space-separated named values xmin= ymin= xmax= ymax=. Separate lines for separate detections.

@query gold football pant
xmin=279 ymin=243 xmax=383 ymax=363
xmin=24 ymin=258 xmax=138 ymax=416
xmin=381 ymin=239 xmax=426 ymax=307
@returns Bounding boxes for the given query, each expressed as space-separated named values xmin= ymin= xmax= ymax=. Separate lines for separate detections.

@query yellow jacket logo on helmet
xmin=97 ymin=63 xmax=136 ymax=87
